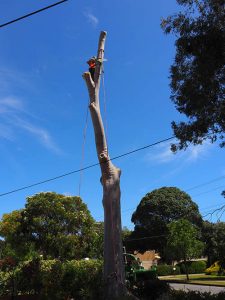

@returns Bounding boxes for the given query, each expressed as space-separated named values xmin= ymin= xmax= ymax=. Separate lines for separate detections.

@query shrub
xmin=16 ymin=258 xmax=42 ymax=295
xmin=61 ymin=259 xmax=103 ymax=300
xmin=156 ymin=264 xmax=180 ymax=276
xmin=177 ymin=261 xmax=206 ymax=274
xmin=0 ymin=259 xmax=103 ymax=299
xmin=40 ymin=259 xmax=64 ymax=300
xmin=178 ymin=260 xmax=206 ymax=274
xmin=0 ymin=271 xmax=11 ymax=296
xmin=132 ymin=279 xmax=170 ymax=300
xmin=134 ymin=269 xmax=157 ymax=282
xmin=190 ymin=261 xmax=207 ymax=274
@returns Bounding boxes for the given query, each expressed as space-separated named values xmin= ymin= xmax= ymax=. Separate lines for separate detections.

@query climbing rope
xmin=79 ymin=60 xmax=108 ymax=196
xmin=78 ymin=101 xmax=89 ymax=196
xmin=101 ymin=66 xmax=109 ymax=154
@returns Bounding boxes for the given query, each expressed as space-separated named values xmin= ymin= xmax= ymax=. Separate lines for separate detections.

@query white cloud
xmin=146 ymin=140 xmax=211 ymax=165
xmin=0 ymin=96 xmax=60 ymax=153
xmin=84 ymin=11 xmax=99 ymax=27
xmin=0 ymin=96 xmax=24 ymax=113
xmin=0 ymin=67 xmax=31 ymax=93
xmin=14 ymin=117 xmax=61 ymax=153
xmin=186 ymin=144 xmax=208 ymax=161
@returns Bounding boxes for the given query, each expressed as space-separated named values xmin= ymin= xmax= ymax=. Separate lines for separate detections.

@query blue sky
xmin=0 ymin=0 xmax=224 ymax=229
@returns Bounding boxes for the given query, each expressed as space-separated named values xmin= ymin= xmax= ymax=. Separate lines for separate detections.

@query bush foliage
xmin=156 ymin=264 xmax=181 ymax=276
xmin=0 ymin=259 xmax=103 ymax=299
xmin=131 ymin=279 xmax=171 ymax=300
xmin=177 ymin=261 xmax=207 ymax=275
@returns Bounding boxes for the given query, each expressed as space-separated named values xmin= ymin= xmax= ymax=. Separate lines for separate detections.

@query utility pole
xmin=83 ymin=31 xmax=127 ymax=299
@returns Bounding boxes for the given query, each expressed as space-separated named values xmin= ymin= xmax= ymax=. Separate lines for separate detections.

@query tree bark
xmin=83 ymin=31 xmax=127 ymax=300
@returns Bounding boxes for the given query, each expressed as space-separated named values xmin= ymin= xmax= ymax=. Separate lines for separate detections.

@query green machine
xmin=123 ymin=253 xmax=157 ymax=284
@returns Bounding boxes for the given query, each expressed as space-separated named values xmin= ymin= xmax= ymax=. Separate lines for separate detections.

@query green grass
xmin=159 ymin=273 xmax=225 ymax=287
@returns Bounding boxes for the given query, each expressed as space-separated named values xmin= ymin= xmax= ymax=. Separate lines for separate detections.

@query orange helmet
xmin=87 ymin=56 xmax=96 ymax=67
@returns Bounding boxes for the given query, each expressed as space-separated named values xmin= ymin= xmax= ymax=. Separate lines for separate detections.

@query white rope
xmin=101 ymin=66 xmax=109 ymax=153
xmin=78 ymin=102 xmax=89 ymax=196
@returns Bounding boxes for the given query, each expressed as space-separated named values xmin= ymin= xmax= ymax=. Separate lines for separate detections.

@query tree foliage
xmin=130 ymin=187 xmax=202 ymax=258
xmin=0 ymin=192 xmax=96 ymax=260
xmin=162 ymin=0 xmax=225 ymax=151
xmin=202 ymin=221 xmax=225 ymax=269
xmin=0 ymin=259 xmax=103 ymax=299
xmin=167 ymin=219 xmax=204 ymax=280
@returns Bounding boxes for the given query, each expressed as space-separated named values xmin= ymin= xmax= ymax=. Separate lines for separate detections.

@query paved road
xmin=170 ymin=283 xmax=225 ymax=294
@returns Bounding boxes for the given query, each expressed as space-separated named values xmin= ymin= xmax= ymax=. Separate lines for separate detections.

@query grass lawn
xmin=159 ymin=274 xmax=225 ymax=287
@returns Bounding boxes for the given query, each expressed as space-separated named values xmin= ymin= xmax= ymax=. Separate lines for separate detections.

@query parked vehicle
xmin=205 ymin=261 xmax=221 ymax=275
xmin=123 ymin=253 xmax=157 ymax=284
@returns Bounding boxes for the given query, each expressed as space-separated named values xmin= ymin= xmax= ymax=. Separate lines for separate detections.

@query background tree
xmin=0 ymin=192 xmax=95 ymax=260
xmin=202 ymin=221 xmax=225 ymax=270
xmin=90 ymin=221 xmax=104 ymax=259
xmin=201 ymin=221 xmax=218 ymax=267
xmin=0 ymin=240 xmax=4 ymax=259
xmin=167 ymin=219 xmax=204 ymax=280
xmin=131 ymin=187 xmax=202 ymax=259
xmin=161 ymin=0 xmax=225 ymax=151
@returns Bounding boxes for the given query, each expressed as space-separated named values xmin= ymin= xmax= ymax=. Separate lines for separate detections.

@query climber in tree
xmin=87 ymin=56 xmax=97 ymax=81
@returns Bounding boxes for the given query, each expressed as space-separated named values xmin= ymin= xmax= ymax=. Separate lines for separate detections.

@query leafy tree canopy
xmin=167 ymin=219 xmax=204 ymax=280
xmin=0 ymin=192 xmax=96 ymax=260
xmin=161 ymin=0 xmax=225 ymax=151
xmin=167 ymin=219 xmax=203 ymax=261
xmin=202 ymin=221 xmax=225 ymax=268
xmin=89 ymin=223 xmax=133 ymax=258
xmin=130 ymin=187 xmax=202 ymax=257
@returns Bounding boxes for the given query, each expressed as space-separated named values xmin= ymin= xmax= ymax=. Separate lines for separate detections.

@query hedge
xmin=0 ymin=259 xmax=103 ymax=300
xmin=156 ymin=264 xmax=181 ymax=276
xmin=177 ymin=261 xmax=207 ymax=275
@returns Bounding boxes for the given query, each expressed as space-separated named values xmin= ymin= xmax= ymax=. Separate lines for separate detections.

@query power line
xmin=0 ymin=0 xmax=69 ymax=29
xmin=0 ymin=136 xmax=174 ymax=197
xmin=185 ymin=176 xmax=225 ymax=192
xmin=201 ymin=201 xmax=225 ymax=213
xmin=203 ymin=204 xmax=225 ymax=220
xmin=125 ymin=234 xmax=167 ymax=242
xmin=191 ymin=186 xmax=225 ymax=198
xmin=97 ymin=183 xmax=225 ymax=221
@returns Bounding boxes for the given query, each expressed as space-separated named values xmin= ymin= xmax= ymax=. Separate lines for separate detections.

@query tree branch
xmin=95 ymin=31 xmax=107 ymax=91
xmin=82 ymin=31 xmax=111 ymax=178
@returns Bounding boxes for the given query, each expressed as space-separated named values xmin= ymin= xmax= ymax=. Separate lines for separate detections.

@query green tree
xmin=0 ymin=192 xmax=95 ymax=260
xmin=90 ymin=224 xmax=133 ymax=258
xmin=214 ymin=222 xmax=225 ymax=270
xmin=202 ymin=221 xmax=225 ymax=270
xmin=167 ymin=219 xmax=204 ymax=280
xmin=161 ymin=0 xmax=225 ymax=151
xmin=201 ymin=221 xmax=218 ymax=266
xmin=90 ymin=222 xmax=104 ymax=259
xmin=131 ymin=187 xmax=202 ymax=259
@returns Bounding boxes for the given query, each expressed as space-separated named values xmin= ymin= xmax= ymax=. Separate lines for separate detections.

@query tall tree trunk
xmin=83 ymin=31 xmax=127 ymax=300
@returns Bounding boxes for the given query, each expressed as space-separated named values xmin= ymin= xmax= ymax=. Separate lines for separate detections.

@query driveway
xmin=170 ymin=283 xmax=225 ymax=294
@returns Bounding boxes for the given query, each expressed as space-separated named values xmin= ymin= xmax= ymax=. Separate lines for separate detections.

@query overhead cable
xmin=0 ymin=0 xmax=69 ymax=29
xmin=0 ymin=136 xmax=174 ymax=197
xmin=185 ymin=175 xmax=225 ymax=192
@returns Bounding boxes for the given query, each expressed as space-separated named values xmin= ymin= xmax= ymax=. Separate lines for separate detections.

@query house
xmin=134 ymin=250 xmax=161 ymax=270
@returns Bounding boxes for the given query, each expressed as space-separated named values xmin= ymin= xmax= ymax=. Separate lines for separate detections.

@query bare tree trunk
xmin=83 ymin=31 xmax=127 ymax=300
